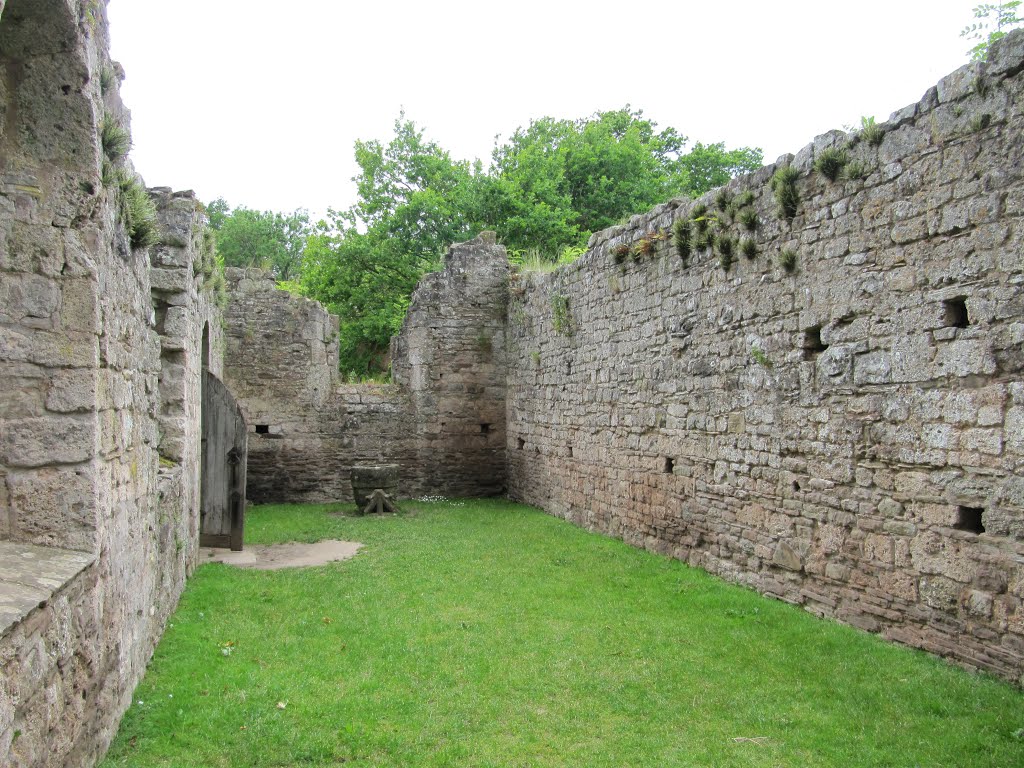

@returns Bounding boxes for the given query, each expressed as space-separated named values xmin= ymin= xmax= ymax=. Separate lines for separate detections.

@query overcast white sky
xmin=108 ymin=1 xmax=976 ymax=217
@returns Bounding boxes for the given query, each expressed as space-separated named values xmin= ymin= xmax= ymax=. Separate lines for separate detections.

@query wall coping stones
xmin=0 ymin=541 xmax=95 ymax=639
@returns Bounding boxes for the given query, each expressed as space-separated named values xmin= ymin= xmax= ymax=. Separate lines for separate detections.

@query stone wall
xmin=149 ymin=188 xmax=223 ymax=577
xmin=223 ymin=233 xmax=509 ymax=504
xmin=3 ymin=7 xmax=1023 ymax=768
xmin=222 ymin=267 xmax=414 ymax=503
xmin=0 ymin=2 xmax=221 ymax=765
xmin=392 ymin=232 xmax=509 ymax=497
xmin=505 ymin=31 xmax=1024 ymax=683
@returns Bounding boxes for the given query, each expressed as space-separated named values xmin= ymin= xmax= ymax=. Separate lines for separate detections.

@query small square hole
xmin=480 ymin=423 xmax=491 ymax=434
xmin=802 ymin=326 xmax=828 ymax=360
xmin=255 ymin=424 xmax=270 ymax=434
xmin=943 ymin=298 xmax=969 ymax=329
xmin=567 ymin=446 xmax=574 ymax=458
xmin=954 ymin=506 xmax=985 ymax=534
xmin=663 ymin=457 xmax=675 ymax=474
xmin=517 ymin=438 xmax=525 ymax=451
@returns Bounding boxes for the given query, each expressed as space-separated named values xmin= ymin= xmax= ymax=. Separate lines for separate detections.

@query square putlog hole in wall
xmin=663 ymin=457 xmax=675 ymax=474
xmin=517 ymin=438 xmax=525 ymax=451
xmin=943 ymin=297 xmax=970 ymax=329
xmin=480 ymin=423 xmax=492 ymax=435
xmin=255 ymin=424 xmax=270 ymax=434
xmin=802 ymin=326 xmax=828 ymax=360
xmin=954 ymin=506 xmax=985 ymax=534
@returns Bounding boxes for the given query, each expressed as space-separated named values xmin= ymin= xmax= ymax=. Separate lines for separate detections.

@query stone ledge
xmin=0 ymin=541 xmax=95 ymax=639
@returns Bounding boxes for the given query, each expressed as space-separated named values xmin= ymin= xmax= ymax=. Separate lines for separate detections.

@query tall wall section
xmin=392 ymin=232 xmax=509 ymax=497
xmin=506 ymin=31 xmax=1024 ymax=683
xmin=223 ymin=233 xmax=508 ymax=504
xmin=0 ymin=2 xmax=222 ymax=764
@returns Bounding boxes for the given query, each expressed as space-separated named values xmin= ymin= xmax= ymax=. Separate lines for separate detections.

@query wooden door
xmin=200 ymin=371 xmax=248 ymax=550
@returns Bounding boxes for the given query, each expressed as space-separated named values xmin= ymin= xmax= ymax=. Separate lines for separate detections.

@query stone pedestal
xmin=351 ymin=464 xmax=400 ymax=512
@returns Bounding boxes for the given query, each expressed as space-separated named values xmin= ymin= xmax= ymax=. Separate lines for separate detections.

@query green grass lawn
xmin=100 ymin=499 xmax=1024 ymax=767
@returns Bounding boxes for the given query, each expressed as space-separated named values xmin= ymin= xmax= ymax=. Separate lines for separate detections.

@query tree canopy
xmin=478 ymin=108 xmax=761 ymax=255
xmin=212 ymin=108 xmax=763 ymax=377
xmin=207 ymin=199 xmax=311 ymax=281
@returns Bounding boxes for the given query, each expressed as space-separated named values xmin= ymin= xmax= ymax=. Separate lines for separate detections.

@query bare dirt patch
xmin=200 ymin=540 xmax=363 ymax=570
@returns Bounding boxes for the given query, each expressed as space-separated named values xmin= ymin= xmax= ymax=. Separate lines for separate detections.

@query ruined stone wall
xmin=149 ymin=188 xmax=223 ymax=577
xmin=223 ymin=267 xmax=417 ymax=503
xmin=506 ymin=32 xmax=1024 ymax=683
xmin=392 ymin=233 xmax=509 ymax=497
xmin=223 ymin=234 xmax=509 ymax=504
xmin=0 ymin=2 xmax=220 ymax=764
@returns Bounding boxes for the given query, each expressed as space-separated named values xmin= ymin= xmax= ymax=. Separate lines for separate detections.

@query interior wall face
xmin=0 ymin=3 xmax=219 ymax=765
xmin=505 ymin=35 xmax=1024 ymax=682
xmin=4 ymin=9 xmax=1024 ymax=768
xmin=223 ymin=235 xmax=509 ymax=506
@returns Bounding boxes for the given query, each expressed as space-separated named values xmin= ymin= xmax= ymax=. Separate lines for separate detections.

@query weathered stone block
xmin=963 ymin=589 xmax=994 ymax=618
xmin=891 ymin=335 xmax=933 ymax=383
xmin=162 ymin=306 xmax=193 ymax=340
xmin=987 ymin=26 xmax=1024 ymax=76
xmin=920 ymin=576 xmax=960 ymax=611
xmin=0 ymin=326 xmax=98 ymax=368
xmin=960 ymin=428 xmax=1002 ymax=456
xmin=772 ymin=541 xmax=803 ymax=571
xmin=933 ymin=339 xmax=997 ymax=378
xmin=45 ymin=368 xmax=96 ymax=414
xmin=853 ymin=352 xmax=891 ymax=385
xmin=58 ymin=277 xmax=100 ymax=335
xmin=149 ymin=267 xmax=190 ymax=294
xmin=0 ymin=273 xmax=61 ymax=325
xmin=0 ymin=415 xmax=94 ymax=467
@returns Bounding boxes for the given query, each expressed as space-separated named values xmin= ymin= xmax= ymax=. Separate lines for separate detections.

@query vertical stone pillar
xmin=392 ymin=232 xmax=510 ymax=497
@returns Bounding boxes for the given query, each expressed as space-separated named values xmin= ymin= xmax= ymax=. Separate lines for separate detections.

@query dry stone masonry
xmin=391 ymin=231 xmax=509 ymax=497
xmin=223 ymin=233 xmax=508 ymax=503
xmin=227 ymin=32 xmax=1024 ymax=687
xmin=505 ymin=32 xmax=1024 ymax=683
xmin=1 ymin=2 xmax=226 ymax=765
xmin=3 ymin=3 xmax=1024 ymax=766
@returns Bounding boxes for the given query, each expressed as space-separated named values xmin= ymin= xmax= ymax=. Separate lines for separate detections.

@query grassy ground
xmin=101 ymin=499 xmax=1024 ymax=767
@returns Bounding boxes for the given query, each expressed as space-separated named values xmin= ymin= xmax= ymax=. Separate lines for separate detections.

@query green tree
xmin=475 ymin=118 xmax=582 ymax=255
xmin=205 ymin=196 xmax=230 ymax=231
xmin=296 ymin=109 xmax=762 ymax=376
xmin=677 ymin=142 xmax=764 ymax=198
xmin=962 ymin=1 xmax=1022 ymax=60
xmin=487 ymin=108 xmax=761 ymax=256
xmin=299 ymin=115 xmax=488 ymax=377
xmin=209 ymin=201 xmax=311 ymax=281
xmin=351 ymin=113 xmax=486 ymax=267
xmin=299 ymin=216 xmax=418 ymax=377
